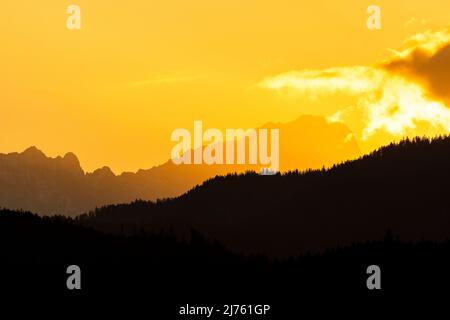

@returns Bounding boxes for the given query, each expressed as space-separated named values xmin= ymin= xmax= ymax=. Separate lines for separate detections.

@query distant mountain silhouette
xmin=0 ymin=115 xmax=359 ymax=215
xmin=79 ymin=136 xmax=450 ymax=257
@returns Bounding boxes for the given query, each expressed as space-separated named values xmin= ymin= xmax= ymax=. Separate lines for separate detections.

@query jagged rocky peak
xmin=21 ymin=146 xmax=46 ymax=159
xmin=63 ymin=152 xmax=80 ymax=166
xmin=61 ymin=152 xmax=84 ymax=174
xmin=91 ymin=166 xmax=115 ymax=177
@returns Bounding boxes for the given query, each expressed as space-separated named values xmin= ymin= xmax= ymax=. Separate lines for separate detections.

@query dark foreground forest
xmin=2 ymin=137 xmax=450 ymax=312
xmin=1 ymin=209 xmax=450 ymax=312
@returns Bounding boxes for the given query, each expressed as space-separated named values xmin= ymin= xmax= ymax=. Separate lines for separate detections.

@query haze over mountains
xmin=0 ymin=115 xmax=360 ymax=216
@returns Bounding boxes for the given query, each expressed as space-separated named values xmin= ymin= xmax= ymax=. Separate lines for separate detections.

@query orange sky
xmin=1 ymin=1 xmax=450 ymax=173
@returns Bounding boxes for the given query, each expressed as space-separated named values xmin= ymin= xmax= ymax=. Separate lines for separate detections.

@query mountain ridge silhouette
xmin=78 ymin=136 xmax=450 ymax=257
xmin=0 ymin=115 xmax=360 ymax=215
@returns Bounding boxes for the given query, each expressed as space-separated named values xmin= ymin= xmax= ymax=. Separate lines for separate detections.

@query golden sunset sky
xmin=1 ymin=0 xmax=450 ymax=173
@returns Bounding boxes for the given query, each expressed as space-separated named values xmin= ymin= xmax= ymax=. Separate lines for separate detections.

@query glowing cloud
xmin=387 ymin=28 xmax=450 ymax=58
xmin=259 ymin=29 xmax=450 ymax=141
xmin=361 ymin=75 xmax=450 ymax=139
xmin=258 ymin=67 xmax=383 ymax=95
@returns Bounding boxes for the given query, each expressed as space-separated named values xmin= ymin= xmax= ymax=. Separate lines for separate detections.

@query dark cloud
xmin=384 ymin=44 xmax=450 ymax=107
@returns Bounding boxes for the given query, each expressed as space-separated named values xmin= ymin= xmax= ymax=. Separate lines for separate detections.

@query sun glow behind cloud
xmin=259 ymin=29 xmax=450 ymax=142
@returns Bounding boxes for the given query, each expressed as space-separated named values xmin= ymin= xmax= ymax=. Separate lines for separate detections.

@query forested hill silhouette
xmin=4 ymin=207 xmax=450 ymax=298
xmin=0 ymin=115 xmax=359 ymax=216
xmin=79 ymin=136 xmax=450 ymax=257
